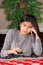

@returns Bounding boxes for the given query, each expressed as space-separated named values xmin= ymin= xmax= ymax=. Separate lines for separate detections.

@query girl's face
xmin=19 ymin=21 xmax=33 ymax=35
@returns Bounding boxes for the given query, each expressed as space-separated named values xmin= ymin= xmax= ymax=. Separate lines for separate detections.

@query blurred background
xmin=0 ymin=0 xmax=43 ymax=33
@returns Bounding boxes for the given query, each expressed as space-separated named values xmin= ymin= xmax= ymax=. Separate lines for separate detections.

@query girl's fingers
xmin=13 ymin=48 xmax=22 ymax=53
xmin=13 ymin=50 xmax=18 ymax=54
xmin=15 ymin=48 xmax=22 ymax=52
xmin=31 ymin=27 xmax=37 ymax=35
xmin=7 ymin=48 xmax=22 ymax=54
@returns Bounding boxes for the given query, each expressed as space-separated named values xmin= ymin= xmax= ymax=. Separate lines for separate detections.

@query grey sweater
xmin=1 ymin=29 xmax=42 ymax=57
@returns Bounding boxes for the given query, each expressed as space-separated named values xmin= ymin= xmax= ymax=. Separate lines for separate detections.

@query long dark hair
xmin=17 ymin=14 xmax=40 ymax=36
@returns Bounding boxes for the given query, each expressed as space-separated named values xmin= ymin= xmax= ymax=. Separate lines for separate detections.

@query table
xmin=0 ymin=57 xmax=43 ymax=65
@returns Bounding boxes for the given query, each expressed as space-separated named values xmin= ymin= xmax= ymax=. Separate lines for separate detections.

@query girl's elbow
xmin=34 ymin=49 xmax=42 ymax=56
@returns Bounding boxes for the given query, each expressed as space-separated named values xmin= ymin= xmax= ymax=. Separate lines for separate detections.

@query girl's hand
xmin=7 ymin=48 xmax=22 ymax=55
xmin=31 ymin=27 xmax=40 ymax=40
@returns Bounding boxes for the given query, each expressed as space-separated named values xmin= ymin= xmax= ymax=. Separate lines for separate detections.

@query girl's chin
xmin=20 ymin=31 xmax=29 ymax=35
xmin=22 ymin=32 xmax=28 ymax=35
xmin=22 ymin=32 xmax=30 ymax=35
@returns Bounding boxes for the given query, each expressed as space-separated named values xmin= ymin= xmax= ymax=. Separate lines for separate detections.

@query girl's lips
xmin=23 ymin=31 xmax=27 ymax=33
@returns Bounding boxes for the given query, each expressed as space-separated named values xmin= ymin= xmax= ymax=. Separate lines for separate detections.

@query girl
xmin=1 ymin=15 xmax=42 ymax=57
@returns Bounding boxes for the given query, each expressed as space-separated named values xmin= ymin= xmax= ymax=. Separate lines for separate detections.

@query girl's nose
xmin=25 ymin=26 xmax=28 ymax=30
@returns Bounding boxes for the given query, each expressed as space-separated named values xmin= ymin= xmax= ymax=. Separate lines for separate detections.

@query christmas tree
xmin=1 ymin=0 xmax=43 ymax=28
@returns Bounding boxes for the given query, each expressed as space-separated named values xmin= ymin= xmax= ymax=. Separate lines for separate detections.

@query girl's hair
xmin=17 ymin=14 xmax=40 ymax=36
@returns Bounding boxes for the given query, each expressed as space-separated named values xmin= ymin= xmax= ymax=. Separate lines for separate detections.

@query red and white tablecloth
xmin=0 ymin=58 xmax=43 ymax=65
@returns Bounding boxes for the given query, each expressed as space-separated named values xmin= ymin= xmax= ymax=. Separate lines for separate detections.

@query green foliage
xmin=1 ymin=0 xmax=43 ymax=28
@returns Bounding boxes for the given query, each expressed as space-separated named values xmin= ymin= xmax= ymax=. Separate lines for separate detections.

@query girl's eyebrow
xmin=23 ymin=23 xmax=33 ymax=27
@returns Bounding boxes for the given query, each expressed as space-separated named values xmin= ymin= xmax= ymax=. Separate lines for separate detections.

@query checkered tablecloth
xmin=0 ymin=58 xmax=43 ymax=65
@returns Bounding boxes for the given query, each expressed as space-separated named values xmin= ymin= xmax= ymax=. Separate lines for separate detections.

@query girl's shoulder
xmin=6 ymin=28 xmax=18 ymax=37
xmin=7 ymin=28 xmax=17 ymax=34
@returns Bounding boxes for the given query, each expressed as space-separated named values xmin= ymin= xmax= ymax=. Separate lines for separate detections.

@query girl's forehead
xmin=21 ymin=21 xmax=33 ymax=26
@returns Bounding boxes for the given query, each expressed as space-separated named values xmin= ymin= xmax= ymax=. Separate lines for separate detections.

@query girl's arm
xmin=32 ymin=38 xmax=42 ymax=56
xmin=31 ymin=27 xmax=42 ymax=56
xmin=1 ymin=29 xmax=15 ymax=57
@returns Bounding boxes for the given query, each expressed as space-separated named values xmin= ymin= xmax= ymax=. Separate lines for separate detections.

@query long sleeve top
xmin=1 ymin=28 xmax=42 ymax=57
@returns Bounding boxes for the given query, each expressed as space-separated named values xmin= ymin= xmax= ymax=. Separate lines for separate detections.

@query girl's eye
xmin=28 ymin=26 xmax=33 ymax=28
xmin=23 ymin=24 xmax=26 ymax=27
xmin=23 ymin=23 xmax=33 ymax=28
